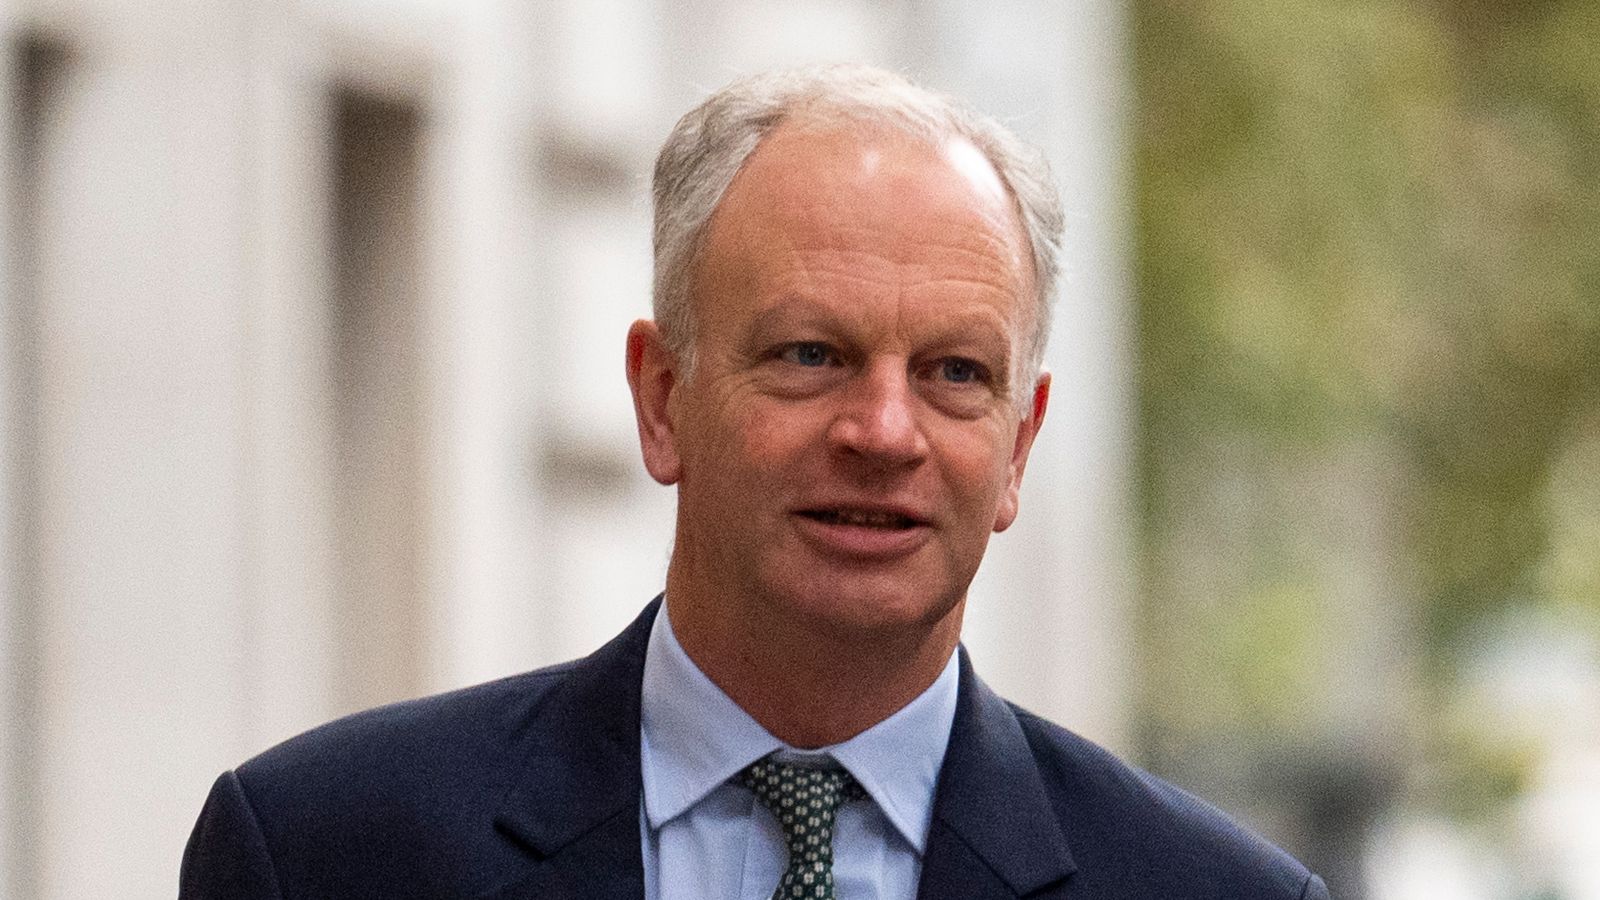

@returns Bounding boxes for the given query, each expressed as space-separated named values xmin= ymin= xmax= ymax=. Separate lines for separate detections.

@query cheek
xmin=935 ymin=421 xmax=1016 ymax=497
xmin=735 ymin=403 xmax=822 ymax=465
xmin=681 ymin=403 xmax=807 ymax=509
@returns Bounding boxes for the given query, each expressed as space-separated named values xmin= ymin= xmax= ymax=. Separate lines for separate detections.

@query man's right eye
xmin=779 ymin=343 xmax=835 ymax=367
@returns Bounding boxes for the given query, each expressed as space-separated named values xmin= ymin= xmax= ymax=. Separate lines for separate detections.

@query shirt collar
xmin=639 ymin=599 xmax=960 ymax=853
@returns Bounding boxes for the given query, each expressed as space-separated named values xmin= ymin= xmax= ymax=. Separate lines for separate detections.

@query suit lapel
xmin=917 ymin=650 xmax=1077 ymax=899
xmin=477 ymin=600 xmax=661 ymax=900
xmin=467 ymin=604 xmax=1075 ymax=899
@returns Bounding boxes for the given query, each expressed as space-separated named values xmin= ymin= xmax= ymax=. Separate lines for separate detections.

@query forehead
xmin=691 ymin=122 xmax=1036 ymax=328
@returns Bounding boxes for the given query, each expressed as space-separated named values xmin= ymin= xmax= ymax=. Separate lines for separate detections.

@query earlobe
xmin=993 ymin=372 xmax=1050 ymax=533
xmin=626 ymin=320 xmax=683 ymax=485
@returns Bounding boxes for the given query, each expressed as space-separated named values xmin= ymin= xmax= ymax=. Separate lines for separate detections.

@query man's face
xmin=632 ymin=123 xmax=1048 ymax=643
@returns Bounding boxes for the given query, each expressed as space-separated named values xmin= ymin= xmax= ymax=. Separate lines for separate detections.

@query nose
xmin=825 ymin=361 xmax=928 ymax=469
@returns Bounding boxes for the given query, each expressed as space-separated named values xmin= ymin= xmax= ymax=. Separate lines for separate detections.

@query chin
xmin=765 ymin=570 xmax=966 ymax=645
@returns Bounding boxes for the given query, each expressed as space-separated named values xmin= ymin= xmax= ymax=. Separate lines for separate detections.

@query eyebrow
xmin=744 ymin=299 xmax=827 ymax=336
xmin=919 ymin=313 xmax=1012 ymax=357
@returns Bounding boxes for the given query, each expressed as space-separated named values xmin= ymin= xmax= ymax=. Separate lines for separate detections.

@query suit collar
xmin=481 ymin=599 xmax=660 ymax=898
xmin=918 ymin=648 xmax=1077 ymax=898
xmin=477 ymin=599 xmax=1076 ymax=899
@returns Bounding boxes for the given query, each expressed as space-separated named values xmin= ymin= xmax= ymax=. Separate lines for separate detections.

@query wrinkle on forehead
xmin=691 ymin=121 xmax=1038 ymax=390
xmin=724 ymin=204 xmax=1030 ymax=309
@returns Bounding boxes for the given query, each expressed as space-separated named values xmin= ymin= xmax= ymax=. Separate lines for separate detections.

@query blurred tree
xmin=1133 ymin=0 xmax=1599 ymax=892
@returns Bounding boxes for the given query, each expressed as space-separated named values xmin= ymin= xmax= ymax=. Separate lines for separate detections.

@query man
xmin=182 ymin=65 xmax=1328 ymax=899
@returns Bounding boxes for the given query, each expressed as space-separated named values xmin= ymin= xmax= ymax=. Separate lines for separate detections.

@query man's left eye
xmin=939 ymin=358 xmax=986 ymax=384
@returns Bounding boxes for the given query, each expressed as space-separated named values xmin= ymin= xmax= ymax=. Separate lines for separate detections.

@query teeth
xmin=816 ymin=509 xmax=912 ymax=528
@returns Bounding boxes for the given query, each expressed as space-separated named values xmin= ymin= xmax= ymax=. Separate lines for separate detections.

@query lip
xmin=790 ymin=503 xmax=933 ymax=560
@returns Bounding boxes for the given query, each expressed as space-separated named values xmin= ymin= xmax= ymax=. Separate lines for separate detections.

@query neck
xmin=665 ymin=571 xmax=964 ymax=749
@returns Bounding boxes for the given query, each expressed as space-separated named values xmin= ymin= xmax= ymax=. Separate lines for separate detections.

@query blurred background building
xmin=1 ymin=1 xmax=1596 ymax=899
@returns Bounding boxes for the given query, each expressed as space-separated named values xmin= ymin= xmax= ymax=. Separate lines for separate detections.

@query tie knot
xmin=735 ymin=755 xmax=867 ymax=899
xmin=737 ymin=757 xmax=867 ymax=820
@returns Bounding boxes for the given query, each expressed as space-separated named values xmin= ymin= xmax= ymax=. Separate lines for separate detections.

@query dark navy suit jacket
xmin=181 ymin=599 xmax=1329 ymax=899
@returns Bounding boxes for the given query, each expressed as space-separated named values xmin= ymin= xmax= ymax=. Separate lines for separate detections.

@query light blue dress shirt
xmin=640 ymin=601 xmax=960 ymax=900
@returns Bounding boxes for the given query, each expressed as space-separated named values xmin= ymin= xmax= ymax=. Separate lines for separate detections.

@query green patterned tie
xmin=737 ymin=756 xmax=868 ymax=900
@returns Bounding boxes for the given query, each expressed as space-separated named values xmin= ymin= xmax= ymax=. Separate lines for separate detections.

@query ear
xmin=626 ymin=319 xmax=683 ymax=485
xmin=992 ymin=371 xmax=1050 ymax=533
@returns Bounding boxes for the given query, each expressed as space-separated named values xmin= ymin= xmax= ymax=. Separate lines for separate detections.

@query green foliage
xmin=1134 ymin=0 xmax=1600 ymax=820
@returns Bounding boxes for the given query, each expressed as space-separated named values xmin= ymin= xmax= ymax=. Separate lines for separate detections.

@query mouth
xmin=796 ymin=508 xmax=925 ymax=530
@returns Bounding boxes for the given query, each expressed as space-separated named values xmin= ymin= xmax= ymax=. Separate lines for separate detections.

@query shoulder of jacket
xmin=235 ymin=658 xmax=580 ymax=797
xmin=1007 ymin=705 xmax=1317 ymax=897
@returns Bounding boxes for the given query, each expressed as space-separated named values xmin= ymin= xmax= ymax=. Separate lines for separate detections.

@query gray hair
xmin=651 ymin=64 xmax=1064 ymax=402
